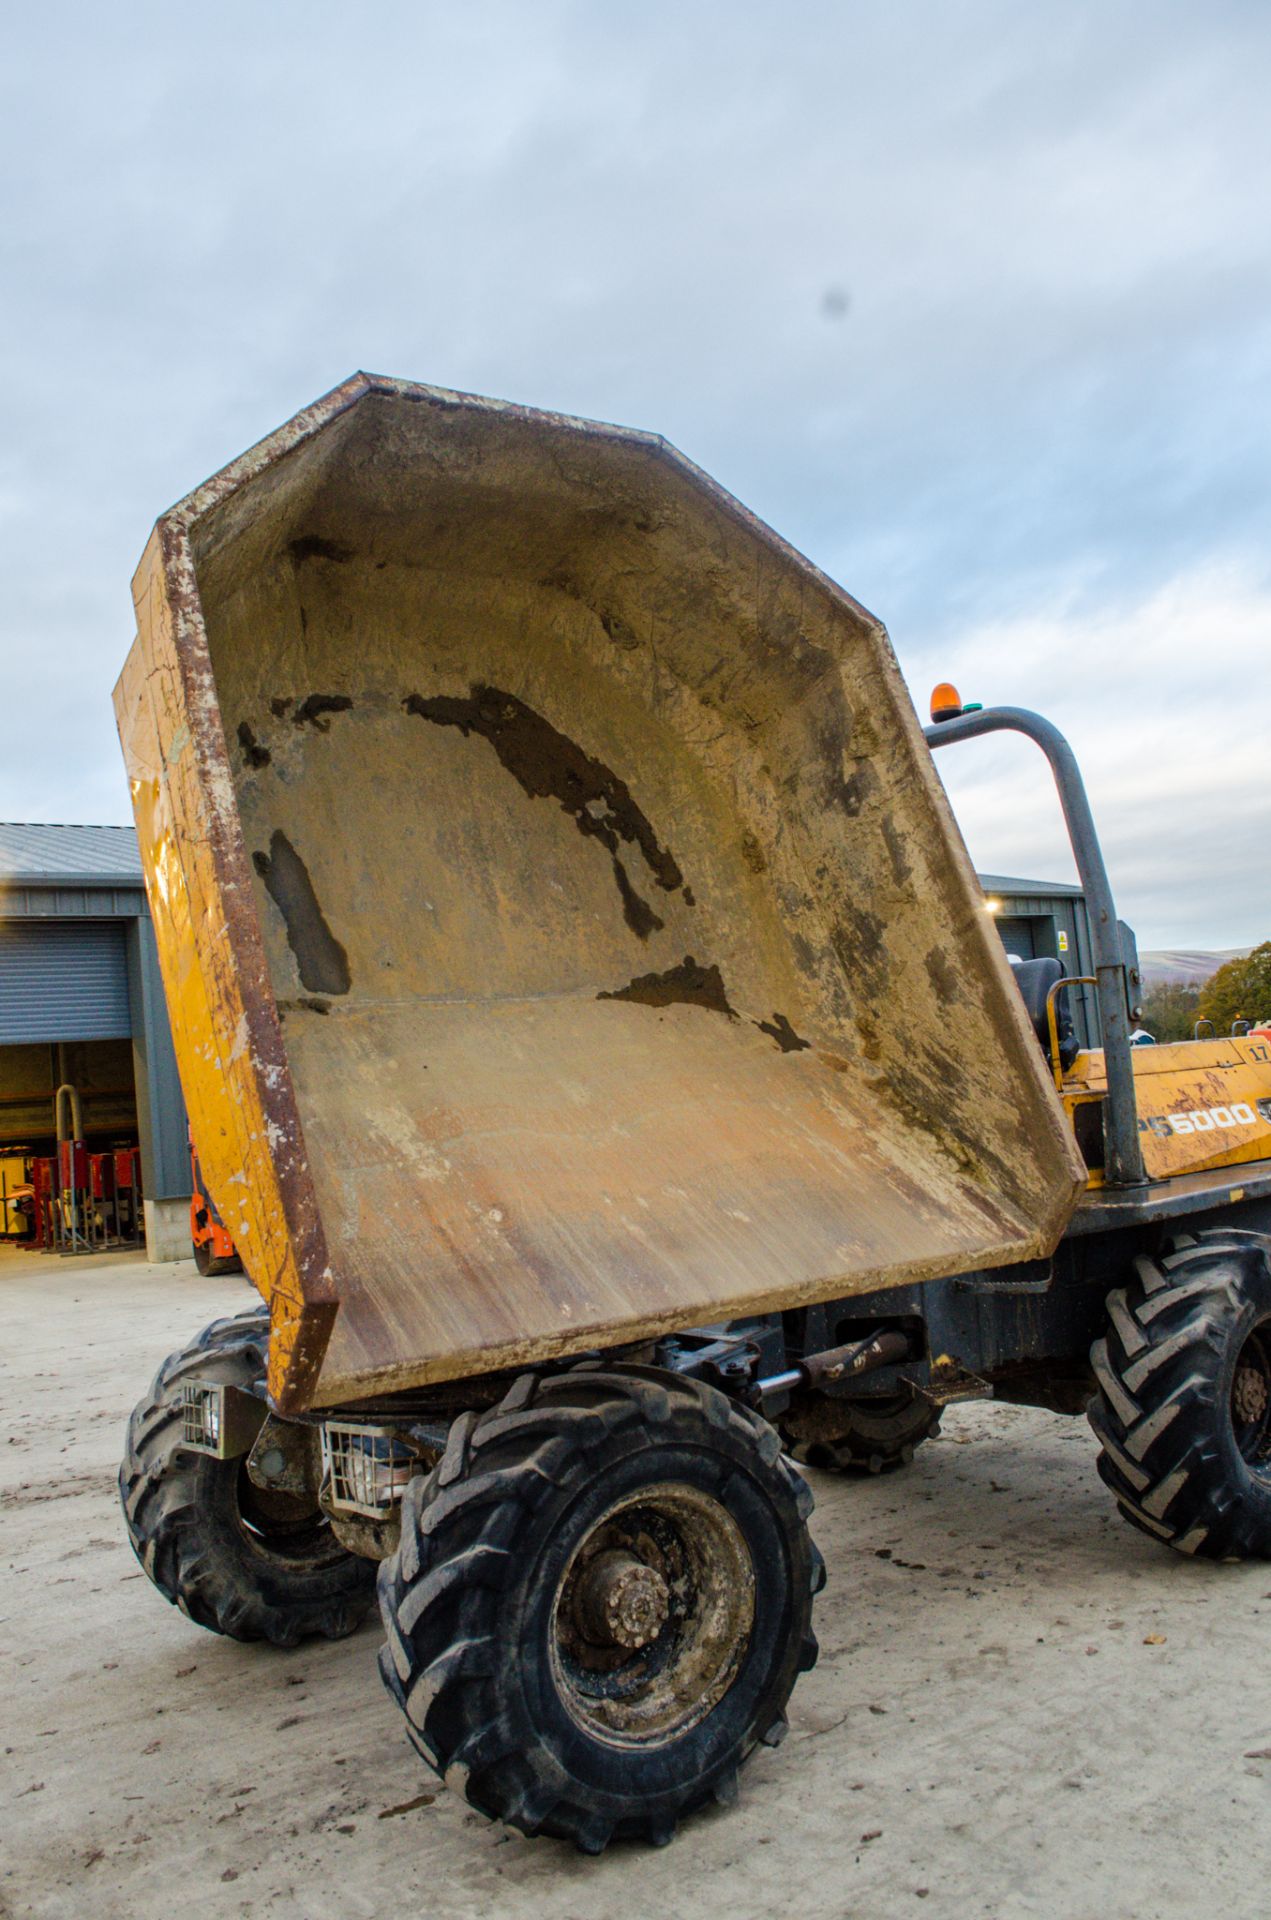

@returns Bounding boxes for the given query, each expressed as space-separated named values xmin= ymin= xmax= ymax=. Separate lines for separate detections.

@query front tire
xmin=1089 ymin=1230 xmax=1271 ymax=1559
xmin=378 ymin=1364 xmax=822 ymax=1851
xmin=120 ymin=1308 xmax=376 ymax=1643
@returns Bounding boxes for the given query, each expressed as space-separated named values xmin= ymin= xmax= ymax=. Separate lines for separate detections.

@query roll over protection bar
xmin=924 ymin=706 xmax=1147 ymax=1189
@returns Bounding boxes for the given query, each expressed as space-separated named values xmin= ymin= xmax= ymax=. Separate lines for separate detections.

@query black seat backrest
xmin=1011 ymin=958 xmax=1079 ymax=1070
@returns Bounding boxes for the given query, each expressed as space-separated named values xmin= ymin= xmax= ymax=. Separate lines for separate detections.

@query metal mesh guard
xmin=323 ymin=1422 xmax=417 ymax=1517
xmin=179 ymin=1382 xmax=221 ymax=1454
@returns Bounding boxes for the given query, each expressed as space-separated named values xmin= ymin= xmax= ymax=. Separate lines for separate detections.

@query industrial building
xmin=0 ymin=823 xmax=190 ymax=1261
xmin=979 ymin=872 xmax=1132 ymax=1050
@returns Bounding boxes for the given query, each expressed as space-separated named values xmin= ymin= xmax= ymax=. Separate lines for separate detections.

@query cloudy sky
xmin=2 ymin=1 xmax=1268 ymax=946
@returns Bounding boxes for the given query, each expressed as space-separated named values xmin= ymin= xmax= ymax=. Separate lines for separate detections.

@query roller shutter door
xmin=0 ymin=921 xmax=131 ymax=1043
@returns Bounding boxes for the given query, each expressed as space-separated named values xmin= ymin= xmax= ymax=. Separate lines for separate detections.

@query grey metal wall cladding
xmin=0 ymin=920 xmax=132 ymax=1043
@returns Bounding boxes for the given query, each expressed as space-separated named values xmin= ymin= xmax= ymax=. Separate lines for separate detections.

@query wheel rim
xmin=234 ymin=1464 xmax=346 ymax=1565
xmin=1231 ymin=1324 xmax=1271 ymax=1470
xmin=549 ymin=1481 xmax=755 ymax=1747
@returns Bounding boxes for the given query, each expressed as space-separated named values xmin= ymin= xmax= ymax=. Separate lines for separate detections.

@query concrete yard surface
xmin=2 ymin=1248 xmax=1269 ymax=1920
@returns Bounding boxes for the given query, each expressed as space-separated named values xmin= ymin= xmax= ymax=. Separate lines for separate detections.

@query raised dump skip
xmin=116 ymin=376 xmax=1083 ymax=1411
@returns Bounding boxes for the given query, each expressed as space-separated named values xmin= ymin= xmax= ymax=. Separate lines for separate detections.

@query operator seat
xmin=1010 ymin=958 xmax=1080 ymax=1071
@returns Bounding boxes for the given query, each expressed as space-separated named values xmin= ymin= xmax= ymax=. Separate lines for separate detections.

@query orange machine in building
xmin=189 ymin=1134 xmax=242 ymax=1276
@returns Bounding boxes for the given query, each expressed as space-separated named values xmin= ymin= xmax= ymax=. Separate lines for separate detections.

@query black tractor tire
xmin=120 ymin=1307 xmax=375 ymax=1644
xmin=1089 ymin=1229 xmax=1271 ymax=1559
xmin=780 ymin=1388 xmax=941 ymax=1474
xmin=378 ymin=1364 xmax=823 ymax=1852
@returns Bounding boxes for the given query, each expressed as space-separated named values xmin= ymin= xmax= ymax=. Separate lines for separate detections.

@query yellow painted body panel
xmin=117 ymin=529 xmax=338 ymax=1409
xmin=1062 ymin=1037 xmax=1271 ymax=1184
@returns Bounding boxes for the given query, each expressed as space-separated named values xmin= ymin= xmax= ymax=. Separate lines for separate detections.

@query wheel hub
xmin=1234 ymin=1362 xmax=1269 ymax=1428
xmin=576 ymin=1549 xmax=671 ymax=1651
xmin=550 ymin=1482 xmax=756 ymax=1746
xmin=1230 ymin=1323 xmax=1271 ymax=1469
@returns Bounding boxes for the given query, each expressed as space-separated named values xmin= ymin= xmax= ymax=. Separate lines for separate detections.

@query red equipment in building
xmin=31 ymin=1155 xmax=56 ymax=1250
xmin=58 ymin=1137 xmax=88 ymax=1192
xmin=114 ymin=1147 xmax=143 ymax=1244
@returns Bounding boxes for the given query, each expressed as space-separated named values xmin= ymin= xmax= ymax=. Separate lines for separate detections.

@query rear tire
xmin=1089 ymin=1230 xmax=1271 ymax=1559
xmin=120 ymin=1308 xmax=375 ymax=1643
xmin=780 ymin=1388 xmax=941 ymax=1474
xmin=378 ymin=1364 xmax=822 ymax=1851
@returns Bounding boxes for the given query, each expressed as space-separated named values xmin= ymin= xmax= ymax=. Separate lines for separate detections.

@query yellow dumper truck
xmin=116 ymin=376 xmax=1271 ymax=1850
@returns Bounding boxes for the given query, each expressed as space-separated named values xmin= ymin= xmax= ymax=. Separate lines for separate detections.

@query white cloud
xmin=905 ymin=560 xmax=1271 ymax=946
xmin=0 ymin=2 xmax=1268 ymax=944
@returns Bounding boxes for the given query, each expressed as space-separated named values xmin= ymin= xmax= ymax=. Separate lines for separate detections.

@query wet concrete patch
xmin=289 ymin=534 xmax=354 ymax=565
xmin=598 ymin=955 xmax=738 ymax=1020
xmin=253 ymin=831 xmax=351 ymax=997
xmin=237 ymin=722 xmax=271 ymax=769
xmin=293 ymin=694 xmax=354 ymax=732
xmin=599 ymin=961 xmax=815 ymax=1055
xmin=404 ymin=684 xmax=689 ymax=939
xmin=755 ymin=1013 xmax=812 ymax=1053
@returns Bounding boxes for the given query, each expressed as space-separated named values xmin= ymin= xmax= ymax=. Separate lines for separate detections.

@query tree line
xmin=1139 ymin=942 xmax=1271 ymax=1043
